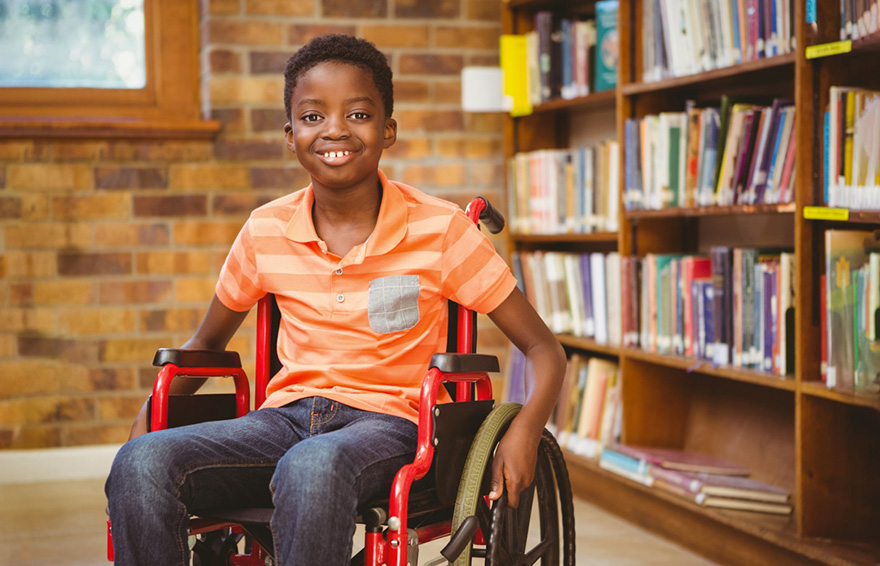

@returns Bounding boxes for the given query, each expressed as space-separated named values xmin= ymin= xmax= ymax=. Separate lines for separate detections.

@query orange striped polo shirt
xmin=215 ymin=170 xmax=517 ymax=423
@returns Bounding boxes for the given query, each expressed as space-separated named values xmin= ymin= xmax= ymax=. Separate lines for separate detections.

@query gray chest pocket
xmin=368 ymin=275 xmax=421 ymax=333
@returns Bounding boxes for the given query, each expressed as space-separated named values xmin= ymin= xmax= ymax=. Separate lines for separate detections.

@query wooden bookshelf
xmin=502 ymin=0 xmax=880 ymax=564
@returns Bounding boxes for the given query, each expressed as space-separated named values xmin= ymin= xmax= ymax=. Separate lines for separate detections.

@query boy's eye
xmin=350 ymin=112 xmax=370 ymax=120
xmin=302 ymin=114 xmax=322 ymax=123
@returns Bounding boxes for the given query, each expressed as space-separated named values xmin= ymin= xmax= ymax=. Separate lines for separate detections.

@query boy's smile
xmin=284 ymin=61 xmax=396 ymax=194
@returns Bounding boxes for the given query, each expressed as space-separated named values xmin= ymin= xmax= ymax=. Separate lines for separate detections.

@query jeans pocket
xmin=368 ymin=275 xmax=420 ymax=333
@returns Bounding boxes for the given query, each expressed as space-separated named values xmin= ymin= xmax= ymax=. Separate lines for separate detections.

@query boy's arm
xmin=486 ymin=286 xmax=566 ymax=508
xmin=128 ymin=294 xmax=251 ymax=439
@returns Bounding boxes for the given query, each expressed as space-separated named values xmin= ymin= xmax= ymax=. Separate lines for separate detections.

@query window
xmin=0 ymin=0 xmax=218 ymax=139
xmin=0 ymin=0 xmax=147 ymax=89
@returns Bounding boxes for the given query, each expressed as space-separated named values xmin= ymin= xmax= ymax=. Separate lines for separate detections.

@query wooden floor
xmin=0 ymin=478 xmax=720 ymax=565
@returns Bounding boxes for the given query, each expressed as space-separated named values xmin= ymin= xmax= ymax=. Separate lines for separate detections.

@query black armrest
xmin=152 ymin=348 xmax=242 ymax=369
xmin=430 ymin=353 xmax=500 ymax=374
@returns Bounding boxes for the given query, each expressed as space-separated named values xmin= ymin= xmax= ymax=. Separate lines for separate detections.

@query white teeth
xmin=323 ymin=151 xmax=351 ymax=158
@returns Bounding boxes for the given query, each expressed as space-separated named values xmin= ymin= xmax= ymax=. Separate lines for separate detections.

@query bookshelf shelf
xmin=502 ymin=0 xmax=880 ymax=564
xmin=531 ymin=89 xmax=616 ymax=113
xmin=852 ymin=31 xmax=880 ymax=52
xmin=839 ymin=211 xmax=880 ymax=224
xmin=621 ymin=53 xmax=797 ymax=96
xmin=511 ymin=231 xmax=618 ymax=245
xmin=800 ymin=381 xmax=880 ymax=411
xmin=621 ymin=347 xmax=797 ymax=391
xmin=556 ymin=333 xmax=620 ymax=357
xmin=565 ymin=450 xmax=880 ymax=566
xmin=625 ymin=203 xmax=796 ymax=220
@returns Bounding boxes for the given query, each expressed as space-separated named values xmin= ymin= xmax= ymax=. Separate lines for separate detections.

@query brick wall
xmin=0 ymin=0 xmax=507 ymax=449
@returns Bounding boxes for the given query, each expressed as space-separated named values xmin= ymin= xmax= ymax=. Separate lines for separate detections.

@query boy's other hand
xmin=487 ymin=420 xmax=539 ymax=508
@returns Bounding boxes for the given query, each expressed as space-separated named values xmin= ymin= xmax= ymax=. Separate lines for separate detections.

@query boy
xmin=106 ymin=34 xmax=565 ymax=566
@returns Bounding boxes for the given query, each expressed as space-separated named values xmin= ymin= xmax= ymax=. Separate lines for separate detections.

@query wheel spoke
xmin=476 ymin=497 xmax=493 ymax=538
xmin=513 ymin=484 xmax=535 ymax=544
xmin=522 ymin=538 xmax=553 ymax=566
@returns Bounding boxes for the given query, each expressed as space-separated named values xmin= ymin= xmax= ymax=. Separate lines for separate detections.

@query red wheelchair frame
xmin=107 ymin=197 xmax=513 ymax=566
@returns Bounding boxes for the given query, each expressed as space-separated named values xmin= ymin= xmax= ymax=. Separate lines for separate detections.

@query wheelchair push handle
xmin=467 ymin=196 xmax=505 ymax=234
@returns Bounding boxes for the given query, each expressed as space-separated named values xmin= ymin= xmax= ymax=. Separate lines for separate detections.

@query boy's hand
xmin=487 ymin=419 xmax=539 ymax=508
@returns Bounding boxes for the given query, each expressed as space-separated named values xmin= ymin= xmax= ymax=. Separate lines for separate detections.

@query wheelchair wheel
xmin=449 ymin=403 xmax=575 ymax=566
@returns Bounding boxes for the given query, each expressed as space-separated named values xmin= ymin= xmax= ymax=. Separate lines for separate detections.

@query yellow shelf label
xmin=803 ymin=206 xmax=850 ymax=221
xmin=805 ymin=40 xmax=853 ymax=59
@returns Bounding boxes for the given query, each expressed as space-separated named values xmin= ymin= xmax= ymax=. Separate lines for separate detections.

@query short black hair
xmin=283 ymin=34 xmax=394 ymax=121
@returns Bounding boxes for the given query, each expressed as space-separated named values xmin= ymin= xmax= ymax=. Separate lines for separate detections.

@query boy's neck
xmin=311 ymin=180 xmax=382 ymax=258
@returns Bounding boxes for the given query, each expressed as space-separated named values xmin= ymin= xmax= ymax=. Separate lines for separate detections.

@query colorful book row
xmin=625 ymin=96 xmax=796 ymax=210
xmin=824 ymin=86 xmax=880 ymax=210
xmin=512 ymin=250 xmax=622 ymax=346
xmin=544 ymin=354 xmax=621 ymax=459
xmin=837 ymin=0 xmax=880 ymax=41
xmin=520 ymin=0 xmax=618 ymax=107
xmin=642 ymin=0 xmax=796 ymax=83
xmin=509 ymin=143 xmax=620 ymax=235
xmin=622 ymin=247 xmax=795 ymax=376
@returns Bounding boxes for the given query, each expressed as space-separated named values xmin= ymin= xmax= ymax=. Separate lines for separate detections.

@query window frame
xmin=0 ymin=0 xmax=218 ymax=140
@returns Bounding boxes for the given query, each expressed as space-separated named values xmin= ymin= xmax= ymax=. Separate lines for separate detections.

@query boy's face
xmin=284 ymin=61 xmax=396 ymax=192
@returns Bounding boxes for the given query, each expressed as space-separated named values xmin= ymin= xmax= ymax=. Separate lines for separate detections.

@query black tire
xmin=450 ymin=404 xmax=575 ymax=566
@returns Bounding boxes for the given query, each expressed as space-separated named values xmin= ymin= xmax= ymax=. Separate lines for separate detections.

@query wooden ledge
xmin=0 ymin=116 xmax=222 ymax=140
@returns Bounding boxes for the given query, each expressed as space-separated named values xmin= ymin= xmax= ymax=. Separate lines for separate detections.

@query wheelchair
xmin=106 ymin=197 xmax=575 ymax=566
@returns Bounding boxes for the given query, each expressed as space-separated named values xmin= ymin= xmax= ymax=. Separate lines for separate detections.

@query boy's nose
xmin=322 ymin=115 xmax=350 ymax=139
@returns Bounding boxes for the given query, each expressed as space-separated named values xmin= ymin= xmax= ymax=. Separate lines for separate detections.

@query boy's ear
xmin=283 ymin=122 xmax=295 ymax=154
xmin=383 ymin=118 xmax=398 ymax=149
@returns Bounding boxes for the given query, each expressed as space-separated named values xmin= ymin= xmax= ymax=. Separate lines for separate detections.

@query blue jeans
xmin=105 ymin=397 xmax=418 ymax=566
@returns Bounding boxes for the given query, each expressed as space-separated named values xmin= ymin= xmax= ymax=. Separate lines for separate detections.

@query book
xmin=650 ymin=467 xmax=791 ymax=504
xmin=552 ymin=352 xmax=587 ymax=446
xmin=697 ymin=107 xmax=721 ymax=206
xmin=575 ymin=357 xmax=618 ymax=441
xmin=598 ymin=446 xmax=654 ymax=486
xmin=778 ymin=252 xmax=795 ymax=375
xmin=711 ymin=246 xmax=733 ymax=366
xmin=544 ymin=251 xmax=573 ymax=334
xmin=500 ymin=34 xmax=533 ymax=117
xmin=591 ymin=252 xmax=609 ymax=344
xmin=606 ymin=252 xmax=622 ymax=346
xmin=684 ymin=106 xmax=702 ymax=207
xmin=564 ymin=253 xmax=588 ymax=337
xmin=700 ymin=495 xmax=793 ymax=514
xmin=613 ymin=444 xmax=751 ymax=476
xmin=825 ymin=230 xmax=873 ymax=389
xmin=581 ymin=254 xmax=595 ymax=338
xmin=625 ymin=118 xmax=645 ymax=210
xmin=730 ymin=106 xmax=761 ymax=205
xmin=683 ymin=256 xmax=712 ymax=357
xmin=716 ymin=103 xmax=755 ymax=205
xmin=594 ymin=0 xmax=619 ymax=92
xmin=694 ymin=277 xmax=715 ymax=360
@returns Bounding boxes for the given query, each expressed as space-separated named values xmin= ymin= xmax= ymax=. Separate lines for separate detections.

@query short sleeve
xmin=440 ymin=209 xmax=517 ymax=313
xmin=215 ymin=219 xmax=265 ymax=312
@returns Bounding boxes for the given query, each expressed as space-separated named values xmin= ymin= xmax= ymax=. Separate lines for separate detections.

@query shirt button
xmin=336 ymin=294 xmax=345 ymax=303
xmin=335 ymin=268 xmax=343 ymax=275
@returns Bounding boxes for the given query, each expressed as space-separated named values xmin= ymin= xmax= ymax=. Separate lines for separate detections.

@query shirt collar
xmin=284 ymin=170 xmax=407 ymax=262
